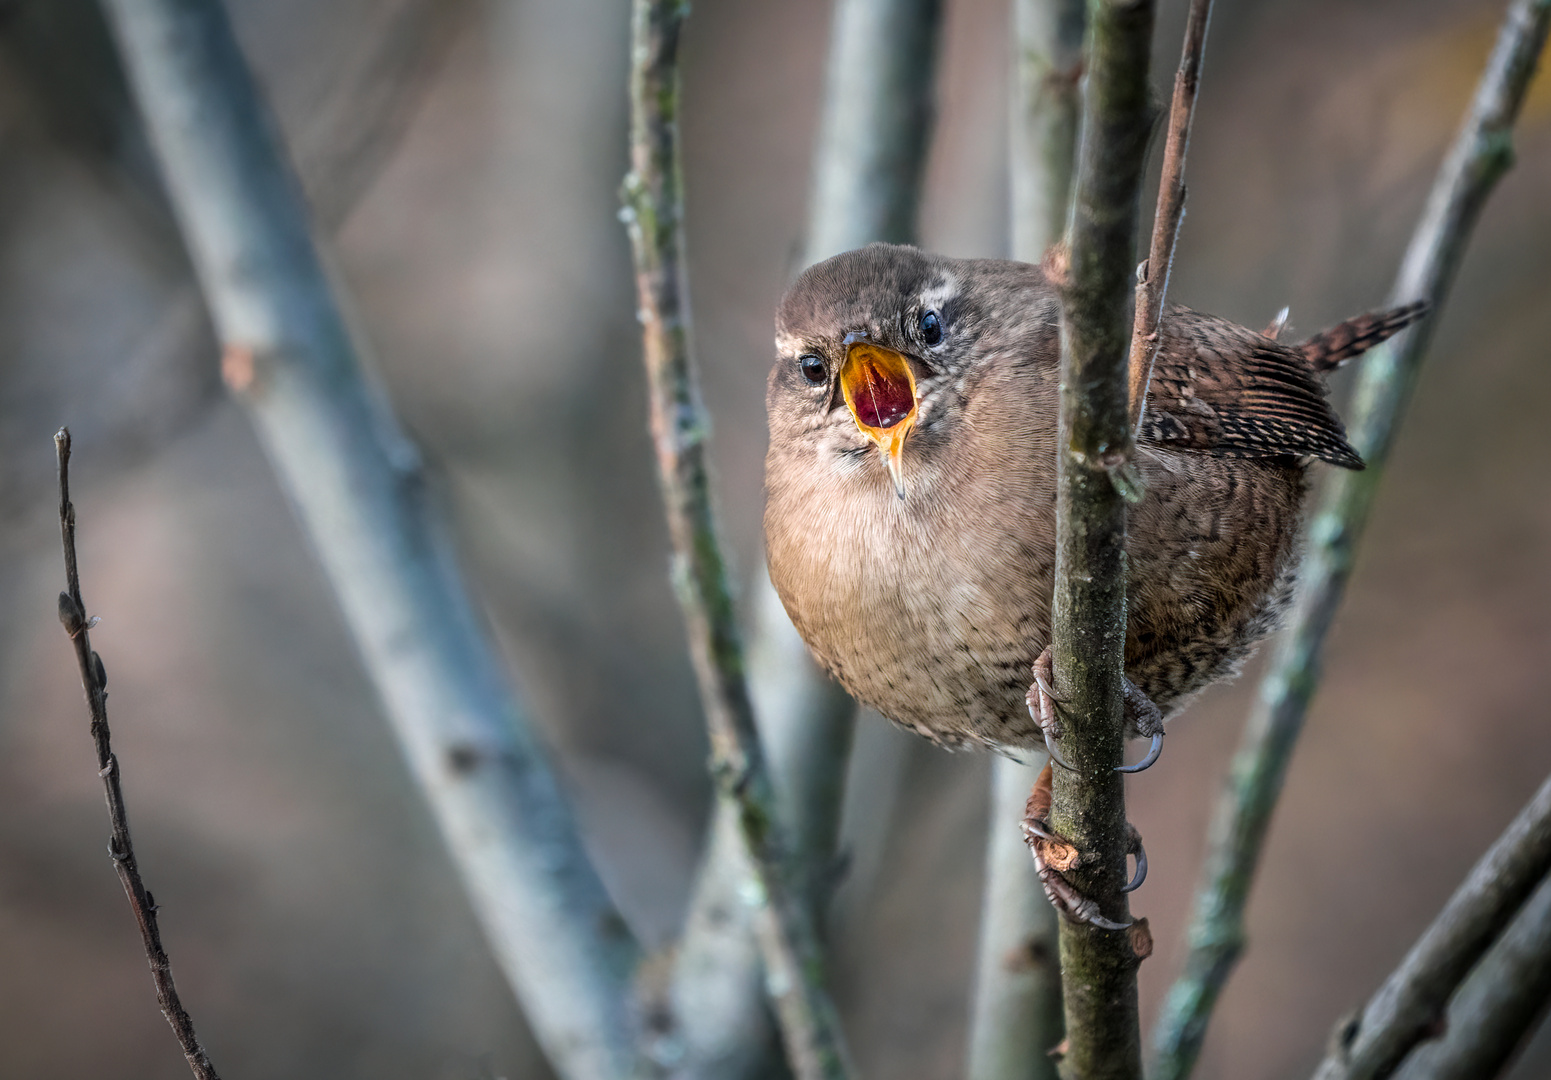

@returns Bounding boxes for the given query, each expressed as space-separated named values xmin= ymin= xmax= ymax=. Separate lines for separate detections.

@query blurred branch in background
xmin=53 ymin=429 xmax=220 ymax=1080
xmin=803 ymin=0 xmax=942 ymax=261
xmin=1313 ymin=770 xmax=1551 ymax=1080
xmin=1151 ymin=2 xmax=1551 ymax=1074
xmin=1127 ymin=0 xmax=1212 ymax=436
xmin=0 ymin=0 xmax=463 ymax=526
xmin=622 ymin=1 xmax=854 ymax=1078
xmin=1046 ymin=0 xmax=1157 ymax=1075
xmin=668 ymin=0 xmax=941 ymax=1075
xmin=97 ymin=3 xmax=646 ymax=1079
xmin=1396 ymin=868 xmax=1551 ymax=1080
xmin=964 ymin=1 xmax=1082 ymax=1077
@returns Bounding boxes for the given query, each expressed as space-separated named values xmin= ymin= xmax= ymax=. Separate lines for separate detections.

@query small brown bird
xmin=764 ymin=243 xmax=1423 ymax=768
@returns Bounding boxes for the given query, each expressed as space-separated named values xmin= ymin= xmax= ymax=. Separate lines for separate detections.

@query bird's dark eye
xmin=798 ymin=354 xmax=827 ymax=386
xmin=920 ymin=310 xmax=943 ymax=346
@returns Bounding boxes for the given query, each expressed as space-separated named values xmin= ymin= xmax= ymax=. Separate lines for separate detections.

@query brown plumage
xmin=763 ymin=244 xmax=1424 ymax=753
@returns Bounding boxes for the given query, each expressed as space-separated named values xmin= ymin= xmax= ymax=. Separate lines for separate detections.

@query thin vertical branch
xmin=965 ymin=1 xmax=1083 ymax=1076
xmin=669 ymin=1 xmax=941 ymax=1074
xmin=1127 ymin=0 xmax=1213 ymax=436
xmin=621 ymin=2 xmax=854 ymax=1079
xmin=1396 ymin=871 xmax=1551 ymax=1080
xmin=1048 ymin=0 xmax=1157 ymax=1076
xmin=98 ymin=4 xmax=644 ymax=1079
xmin=1311 ymin=771 xmax=1551 ymax=1080
xmin=53 ymin=429 xmax=221 ymax=1080
xmin=1150 ymin=3 xmax=1551 ymax=1076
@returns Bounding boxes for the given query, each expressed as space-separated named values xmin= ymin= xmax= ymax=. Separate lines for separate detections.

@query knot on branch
xmin=58 ymin=591 xmax=85 ymax=637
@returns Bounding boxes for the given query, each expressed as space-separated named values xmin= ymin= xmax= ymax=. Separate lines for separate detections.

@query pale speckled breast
xmin=765 ymin=353 xmax=1061 ymax=751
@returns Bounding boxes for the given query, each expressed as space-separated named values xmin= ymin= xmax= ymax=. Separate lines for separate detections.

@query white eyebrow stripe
xmin=918 ymin=274 xmax=959 ymax=313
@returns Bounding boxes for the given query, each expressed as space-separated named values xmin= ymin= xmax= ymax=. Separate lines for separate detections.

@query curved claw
xmin=1084 ymin=912 xmax=1134 ymax=931
xmin=1032 ymin=667 xmax=1068 ymax=705
xmin=1122 ymin=836 xmax=1148 ymax=893
xmin=1021 ymin=816 xmax=1058 ymax=843
xmin=1116 ymin=731 xmax=1163 ymax=774
xmin=1041 ymin=730 xmax=1077 ymax=772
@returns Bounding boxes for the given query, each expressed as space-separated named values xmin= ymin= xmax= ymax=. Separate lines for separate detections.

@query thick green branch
xmin=1048 ymin=1 xmax=1156 ymax=1078
xmin=621 ymin=2 xmax=853 ymax=1078
xmin=1149 ymin=2 xmax=1551 ymax=1076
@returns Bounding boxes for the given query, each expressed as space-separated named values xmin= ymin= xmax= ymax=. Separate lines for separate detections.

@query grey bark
xmin=1396 ymin=871 xmax=1551 ymax=1080
xmin=99 ymin=3 xmax=643 ymax=1078
xmin=1310 ymin=772 xmax=1551 ymax=1080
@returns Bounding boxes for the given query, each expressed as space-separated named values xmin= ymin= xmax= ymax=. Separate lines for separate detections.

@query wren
xmin=763 ymin=243 xmax=1423 ymax=763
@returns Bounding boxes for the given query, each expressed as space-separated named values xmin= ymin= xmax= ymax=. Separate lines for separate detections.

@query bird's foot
xmin=1021 ymin=763 xmax=1146 ymax=929
xmin=1026 ymin=647 xmax=1075 ymax=771
xmin=1118 ymin=677 xmax=1165 ymax=774
xmin=1029 ymin=650 xmax=1164 ymax=773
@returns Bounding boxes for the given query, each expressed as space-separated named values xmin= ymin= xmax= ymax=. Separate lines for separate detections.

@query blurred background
xmin=0 ymin=0 xmax=1548 ymax=1076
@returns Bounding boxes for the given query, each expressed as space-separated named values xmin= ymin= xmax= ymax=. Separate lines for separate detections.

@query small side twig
xmin=54 ymin=428 xmax=220 ymax=1080
xmin=1311 ymin=770 xmax=1551 ymax=1080
xmin=622 ymin=2 xmax=853 ymax=1079
xmin=1047 ymin=0 xmax=1158 ymax=1076
xmin=1126 ymin=0 xmax=1213 ymax=437
xmin=1396 ymin=869 xmax=1551 ymax=1080
xmin=1150 ymin=4 xmax=1551 ymax=1075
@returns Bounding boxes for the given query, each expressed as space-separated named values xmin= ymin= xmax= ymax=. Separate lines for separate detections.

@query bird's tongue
xmin=841 ymin=343 xmax=917 ymax=433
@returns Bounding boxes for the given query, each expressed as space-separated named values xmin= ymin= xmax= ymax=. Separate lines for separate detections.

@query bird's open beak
xmin=839 ymin=336 xmax=919 ymax=498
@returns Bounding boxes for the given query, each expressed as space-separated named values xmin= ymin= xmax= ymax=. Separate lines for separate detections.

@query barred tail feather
xmin=1300 ymin=300 xmax=1430 ymax=372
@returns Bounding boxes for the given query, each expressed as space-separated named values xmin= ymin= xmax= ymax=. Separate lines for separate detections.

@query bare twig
xmin=1126 ymin=0 xmax=1213 ymax=436
xmin=1311 ymin=771 xmax=1551 ymax=1080
xmin=668 ymin=2 xmax=941 ymax=1074
xmin=965 ymin=1 xmax=1083 ymax=1076
xmin=621 ymin=2 xmax=853 ymax=1078
xmin=53 ymin=428 xmax=220 ymax=1080
xmin=1396 ymin=869 xmax=1551 ymax=1080
xmin=98 ymin=4 xmax=643 ymax=1079
xmin=1047 ymin=0 xmax=1158 ymax=1076
xmin=1151 ymin=3 xmax=1551 ymax=1075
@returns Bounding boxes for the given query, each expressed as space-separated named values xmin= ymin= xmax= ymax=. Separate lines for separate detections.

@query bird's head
xmin=768 ymin=244 xmax=992 ymax=500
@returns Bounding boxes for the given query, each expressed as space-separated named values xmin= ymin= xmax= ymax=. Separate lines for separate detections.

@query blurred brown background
xmin=1 ymin=0 xmax=1548 ymax=1076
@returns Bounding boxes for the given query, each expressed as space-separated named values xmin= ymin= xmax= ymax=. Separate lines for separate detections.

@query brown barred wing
xmin=1140 ymin=306 xmax=1365 ymax=470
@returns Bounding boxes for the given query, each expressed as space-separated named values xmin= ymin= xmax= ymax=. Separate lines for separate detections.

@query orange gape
xmin=843 ymin=345 xmax=914 ymax=430
xmin=839 ymin=341 xmax=919 ymax=497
